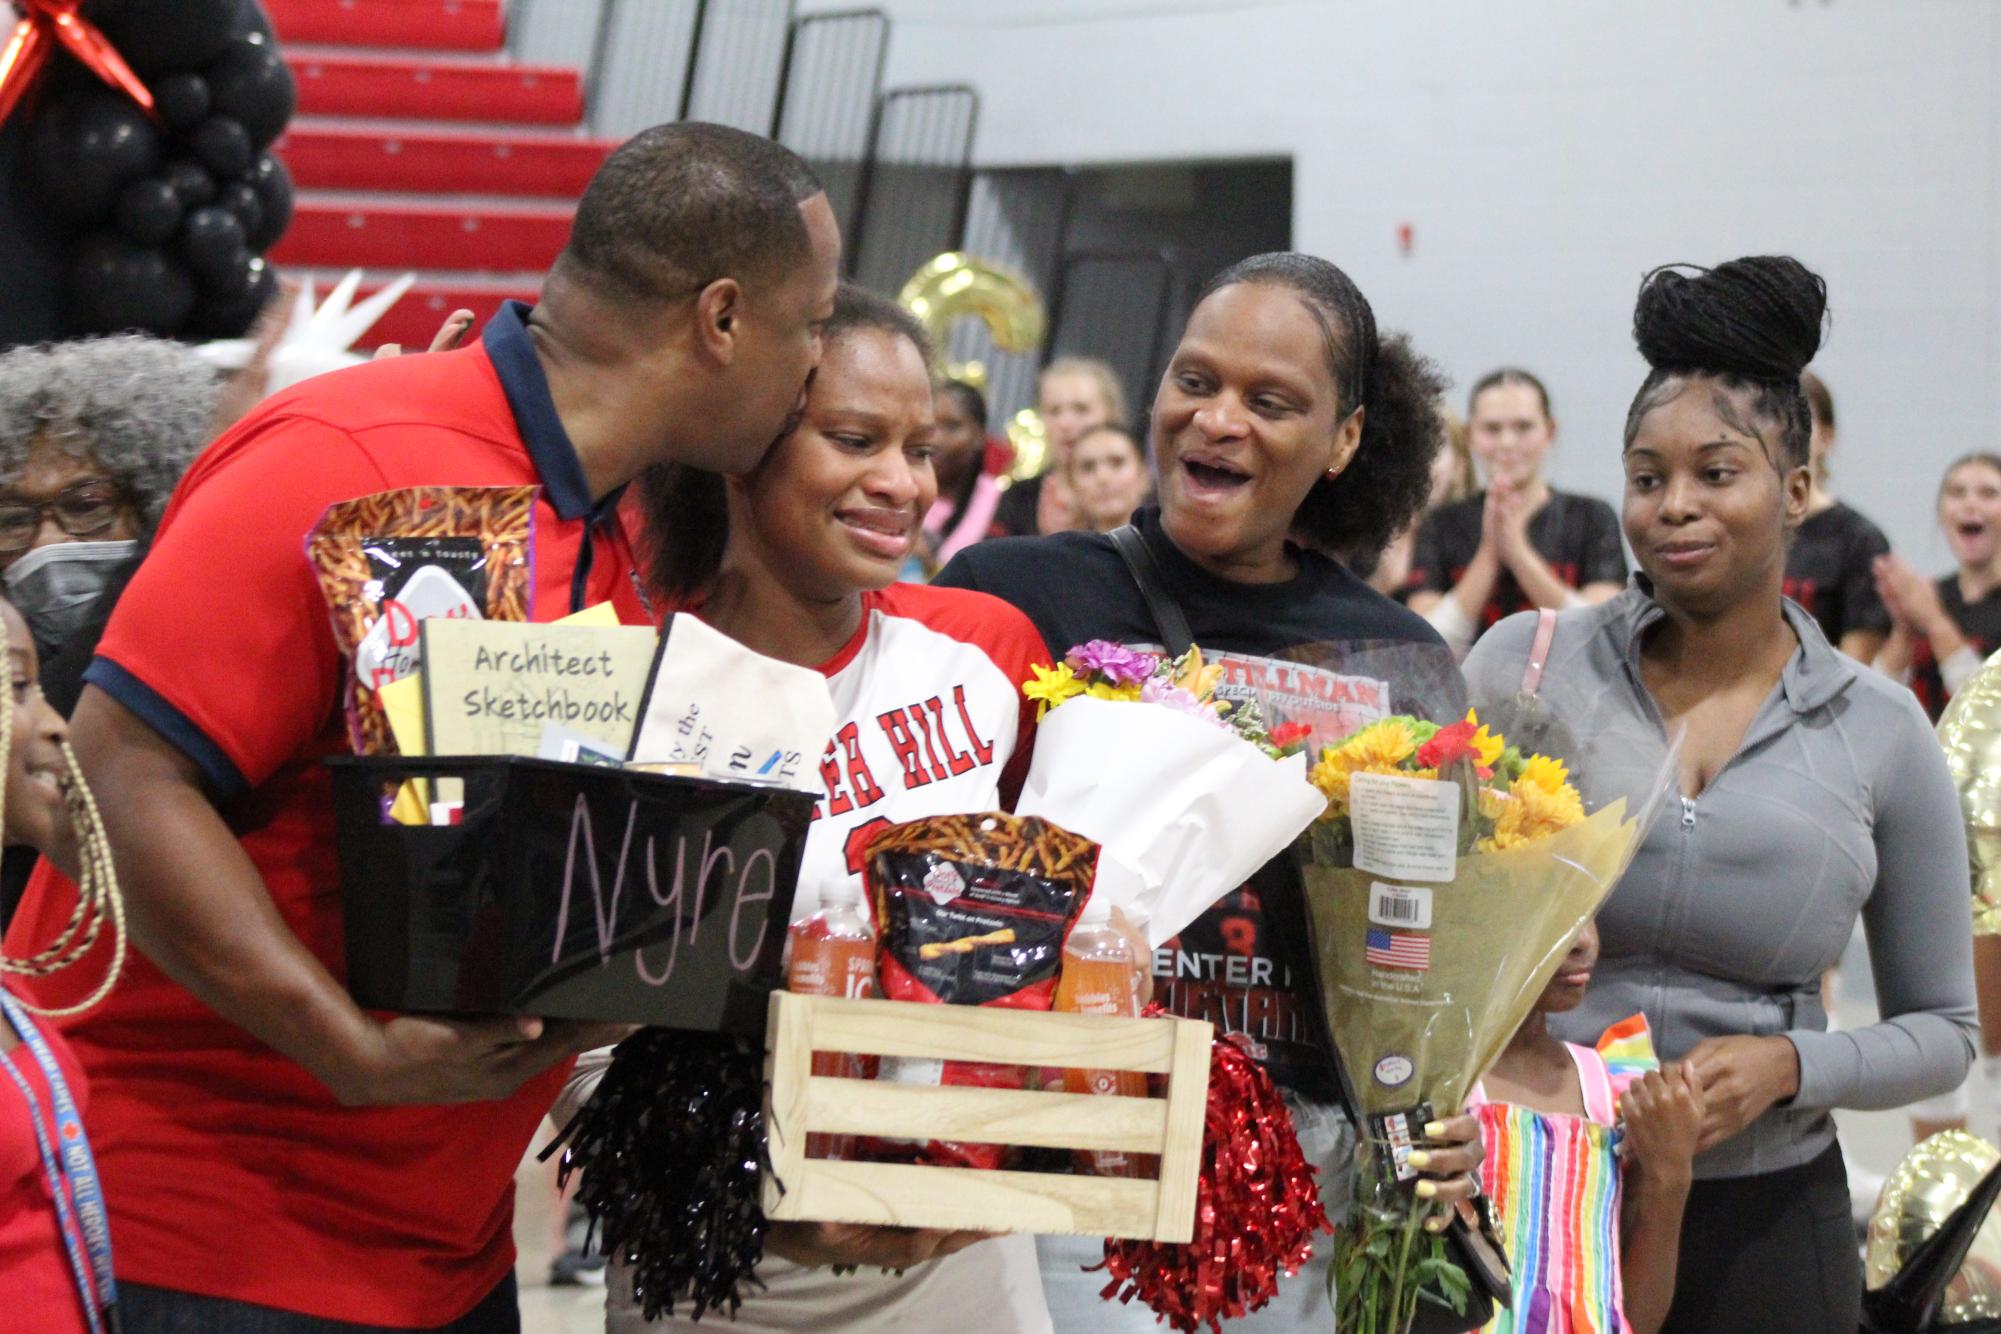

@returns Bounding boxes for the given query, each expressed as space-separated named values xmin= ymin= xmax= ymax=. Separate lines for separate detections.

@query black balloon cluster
xmin=29 ymin=0 xmax=295 ymax=338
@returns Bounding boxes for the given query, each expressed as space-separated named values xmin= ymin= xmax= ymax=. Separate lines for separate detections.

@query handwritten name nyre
xmin=421 ymin=619 xmax=659 ymax=758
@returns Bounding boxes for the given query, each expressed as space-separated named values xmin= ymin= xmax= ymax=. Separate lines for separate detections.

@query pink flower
xmin=1066 ymin=640 xmax=1159 ymax=686
xmin=1141 ymin=676 xmax=1228 ymax=728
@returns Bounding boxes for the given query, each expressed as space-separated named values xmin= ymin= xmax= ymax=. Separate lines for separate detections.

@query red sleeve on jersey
xmin=90 ymin=415 xmax=393 ymax=794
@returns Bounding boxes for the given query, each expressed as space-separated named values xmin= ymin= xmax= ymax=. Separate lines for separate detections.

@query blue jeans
xmin=117 ymin=1274 xmax=519 ymax=1334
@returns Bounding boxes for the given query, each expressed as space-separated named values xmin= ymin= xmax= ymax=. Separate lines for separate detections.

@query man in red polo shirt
xmin=3 ymin=123 xmax=840 ymax=1330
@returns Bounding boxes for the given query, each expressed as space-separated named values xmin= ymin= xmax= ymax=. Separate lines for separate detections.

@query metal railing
xmin=850 ymin=84 xmax=980 ymax=290
xmin=770 ymin=8 xmax=891 ymax=249
xmin=1044 ymin=247 xmax=1180 ymax=425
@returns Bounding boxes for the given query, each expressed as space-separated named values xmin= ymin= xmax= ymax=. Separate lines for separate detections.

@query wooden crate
xmin=762 ymin=993 xmax=1213 ymax=1243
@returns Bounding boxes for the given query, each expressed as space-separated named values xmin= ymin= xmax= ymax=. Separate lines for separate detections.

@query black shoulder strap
xmin=1108 ymin=524 xmax=1194 ymax=658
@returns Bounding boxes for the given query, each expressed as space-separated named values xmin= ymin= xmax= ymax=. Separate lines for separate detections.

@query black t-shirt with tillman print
xmin=937 ymin=508 xmax=1461 ymax=1094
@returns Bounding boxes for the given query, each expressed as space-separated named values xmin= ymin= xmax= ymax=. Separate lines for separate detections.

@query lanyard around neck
xmin=2 ymin=993 xmax=117 ymax=1333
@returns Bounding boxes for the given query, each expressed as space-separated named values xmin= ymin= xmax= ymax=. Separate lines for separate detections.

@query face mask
xmin=3 ymin=539 xmax=139 ymax=661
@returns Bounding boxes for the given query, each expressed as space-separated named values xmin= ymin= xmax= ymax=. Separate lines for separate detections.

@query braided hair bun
xmin=1624 ymin=255 xmax=1828 ymax=467
xmin=1633 ymin=256 xmax=1826 ymax=381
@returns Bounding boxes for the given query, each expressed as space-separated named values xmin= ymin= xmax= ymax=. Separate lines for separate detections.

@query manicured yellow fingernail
xmin=1424 ymin=1121 xmax=1447 ymax=1137
xmin=1425 ymin=1215 xmax=1448 ymax=1232
xmin=1414 ymin=1180 xmax=1438 ymax=1199
xmin=1405 ymin=1149 xmax=1432 ymax=1169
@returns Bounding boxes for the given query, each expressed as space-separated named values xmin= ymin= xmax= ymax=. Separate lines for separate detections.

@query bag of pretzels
xmin=862 ymin=812 xmax=1099 ymax=1170
xmin=306 ymin=485 xmax=536 ymax=755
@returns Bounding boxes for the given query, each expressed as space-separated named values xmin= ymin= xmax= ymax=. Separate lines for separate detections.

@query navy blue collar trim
xmin=483 ymin=300 xmax=609 ymax=522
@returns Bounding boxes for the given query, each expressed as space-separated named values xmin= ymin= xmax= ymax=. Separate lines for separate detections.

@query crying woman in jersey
xmin=558 ymin=282 xmax=1064 ymax=1333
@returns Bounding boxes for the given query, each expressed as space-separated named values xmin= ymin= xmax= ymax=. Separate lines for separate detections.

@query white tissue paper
xmin=628 ymin=614 xmax=836 ymax=794
xmin=1013 ymin=694 xmax=1327 ymax=948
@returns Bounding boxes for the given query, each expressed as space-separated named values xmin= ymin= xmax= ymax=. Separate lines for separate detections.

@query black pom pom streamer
xmin=543 ymin=1029 xmax=774 ymax=1322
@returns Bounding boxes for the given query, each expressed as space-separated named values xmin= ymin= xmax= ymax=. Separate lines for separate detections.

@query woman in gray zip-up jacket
xmin=1466 ymin=256 xmax=1976 ymax=1333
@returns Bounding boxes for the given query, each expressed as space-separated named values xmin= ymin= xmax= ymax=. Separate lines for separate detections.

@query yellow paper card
xmin=556 ymin=602 xmax=620 ymax=629
xmin=421 ymin=619 xmax=659 ymax=757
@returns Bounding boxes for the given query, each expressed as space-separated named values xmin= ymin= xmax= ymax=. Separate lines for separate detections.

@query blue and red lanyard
xmin=2 ymin=992 xmax=117 ymax=1334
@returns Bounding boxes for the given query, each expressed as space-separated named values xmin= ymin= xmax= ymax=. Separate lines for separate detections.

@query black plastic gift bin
xmin=329 ymin=756 xmax=814 ymax=1035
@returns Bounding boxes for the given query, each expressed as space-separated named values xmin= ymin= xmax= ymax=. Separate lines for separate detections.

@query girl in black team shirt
xmin=1873 ymin=452 xmax=2001 ymax=721
xmin=1783 ymin=370 xmax=1893 ymax=661
xmin=936 ymin=251 xmax=1483 ymax=1329
xmin=1404 ymin=369 xmax=1627 ymax=657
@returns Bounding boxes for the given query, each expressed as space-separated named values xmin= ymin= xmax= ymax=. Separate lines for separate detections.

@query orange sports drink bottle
xmin=785 ymin=878 xmax=876 ymax=1159
xmin=1053 ymin=895 xmax=1153 ymax=1177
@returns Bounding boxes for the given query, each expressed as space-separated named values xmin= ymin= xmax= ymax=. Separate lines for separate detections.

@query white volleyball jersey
xmin=790 ymin=582 xmax=1048 ymax=923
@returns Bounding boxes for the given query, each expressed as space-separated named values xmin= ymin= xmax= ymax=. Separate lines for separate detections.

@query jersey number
xmin=843 ymin=817 xmax=893 ymax=878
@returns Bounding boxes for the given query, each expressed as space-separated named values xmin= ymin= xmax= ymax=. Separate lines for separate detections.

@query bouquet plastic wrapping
xmin=1286 ymin=637 xmax=1676 ymax=1333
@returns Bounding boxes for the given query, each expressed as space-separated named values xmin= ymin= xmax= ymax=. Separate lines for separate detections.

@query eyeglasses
xmin=0 ymin=480 xmax=130 ymax=554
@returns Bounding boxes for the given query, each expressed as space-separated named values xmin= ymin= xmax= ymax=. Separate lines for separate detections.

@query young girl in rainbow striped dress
xmin=1465 ymin=919 xmax=1703 ymax=1334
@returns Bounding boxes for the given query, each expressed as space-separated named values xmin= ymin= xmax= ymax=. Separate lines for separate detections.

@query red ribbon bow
xmin=0 ymin=0 xmax=158 ymax=128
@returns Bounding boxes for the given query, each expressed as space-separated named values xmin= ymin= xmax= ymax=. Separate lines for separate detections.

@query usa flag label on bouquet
xmin=1349 ymin=771 xmax=1459 ymax=882
xmin=1365 ymin=927 xmax=1431 ymax=972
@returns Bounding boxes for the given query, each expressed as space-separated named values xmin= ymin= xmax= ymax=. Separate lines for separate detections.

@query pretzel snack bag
xmin=307 ymin=486 xmax=535 ymax=754
xmin=864 ymin=812 xmax=1099 ymax=1169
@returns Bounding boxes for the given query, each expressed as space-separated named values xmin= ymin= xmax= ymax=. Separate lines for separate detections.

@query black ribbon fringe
xmin=543 ymin=1029 xmax=773 ymax=1322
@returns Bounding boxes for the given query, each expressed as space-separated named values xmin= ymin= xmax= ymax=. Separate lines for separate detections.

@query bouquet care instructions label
xmin=422 ymin=619 xmax=660 ymax=757
xmin=1349 ymin=771 xmax=1460 ymax=883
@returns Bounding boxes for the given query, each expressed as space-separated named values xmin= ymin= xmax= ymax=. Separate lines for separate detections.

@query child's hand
xmin=1404 ymin=1112 xmax=1486 ymax=1229
xmin=1620 ymin=1062 xmax=1704 ymax=1188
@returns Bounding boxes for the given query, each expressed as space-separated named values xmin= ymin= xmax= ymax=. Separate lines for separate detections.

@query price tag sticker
xmin=1368 ymin=882 xmax=1434 ymax=930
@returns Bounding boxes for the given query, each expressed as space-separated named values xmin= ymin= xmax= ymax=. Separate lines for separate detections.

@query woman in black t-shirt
xmin=1404 ymin=369 xmax=1626 ymax=655
xmin=937 ymin=251 xmax=1480 ymax=1330
xmin=1784 ymin=370 xmax=1892 ymax=660
xmin=1874 ymin=452 xmax=2001 ymax=721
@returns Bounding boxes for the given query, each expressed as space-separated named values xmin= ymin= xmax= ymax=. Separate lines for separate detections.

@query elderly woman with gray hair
xmin=0 ymin=335 xmax=219 ymax=714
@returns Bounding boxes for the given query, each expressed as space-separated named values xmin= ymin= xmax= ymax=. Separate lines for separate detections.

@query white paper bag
xmin=629 ymin=614 xmax=836 ymax=793
xmin=1014 ymin=695 xmax=1326 ymax=947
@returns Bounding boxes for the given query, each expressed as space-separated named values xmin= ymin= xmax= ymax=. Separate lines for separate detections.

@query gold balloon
xmin=898 ymin=252 xmax=1047 ymax=378
xmin=898 ymin=252 xmax=1051 ymax=482
xmin=1003 ymin=407 xmax=1048 ymax=483
xmin=1867 ymin=1129 xmax=2001 ymax=1322
xmin=1937 ymin=648 xmax=2001 ymax=935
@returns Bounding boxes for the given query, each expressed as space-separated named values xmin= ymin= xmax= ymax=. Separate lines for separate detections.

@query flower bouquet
xmin=1017 ymin=641 xmax=1325 ymax=950
xmin=1300 ymin=700 xmax=1674 ymax=1334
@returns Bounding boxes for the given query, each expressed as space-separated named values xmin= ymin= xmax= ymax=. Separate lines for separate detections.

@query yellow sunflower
xmin=1023 ymin=662 xmax=1086 ymax=718
xmin=1331 ymin=718 xmax=1420 ymax=770
xmin=1085 ymin=680 xmax=1144 ymax=703
xmin=1479 ymin=771 xmax=1585 ymax=850
xmin=1518 ymin=753 xmax=1571 ymax=795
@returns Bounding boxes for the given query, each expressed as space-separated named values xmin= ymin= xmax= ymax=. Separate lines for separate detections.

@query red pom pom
xmin=1096 ymin=1029 xmax=1333 ymax=1332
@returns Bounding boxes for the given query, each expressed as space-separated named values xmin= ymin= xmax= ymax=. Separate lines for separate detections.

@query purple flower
xmin=1140 ymin=676 xmax=1229 ymax=728
xmin=1066 ymin=639 xmax=1159 ymax=686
